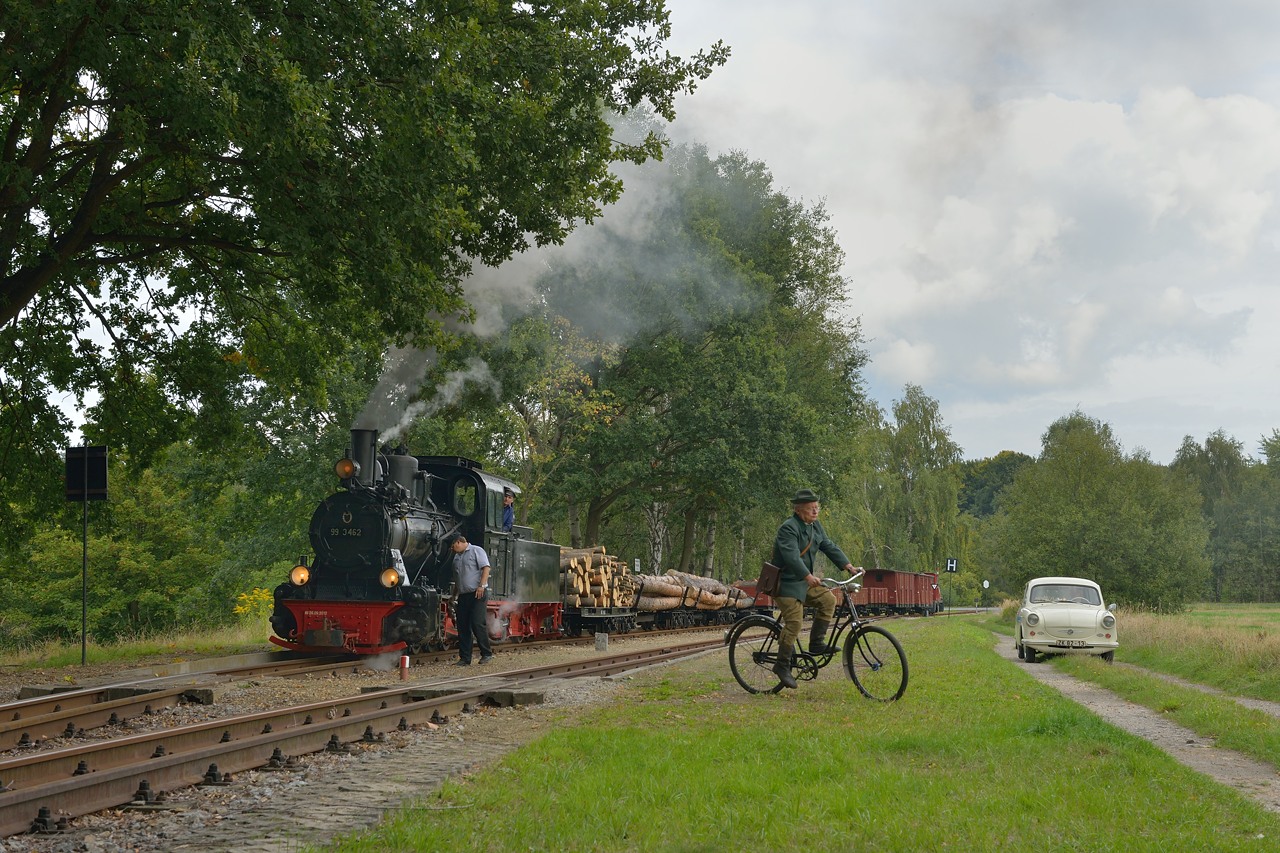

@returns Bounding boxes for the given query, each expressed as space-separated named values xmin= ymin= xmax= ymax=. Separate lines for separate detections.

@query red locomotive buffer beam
xmin=443 ymin=602 xmax=563 ymax=645
xmin=270 ymin=600 xmax=408 ymax=654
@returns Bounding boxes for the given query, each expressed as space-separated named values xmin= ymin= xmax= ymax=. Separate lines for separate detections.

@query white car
xmin=1015 ymin=576 xmax=1117 ymax=663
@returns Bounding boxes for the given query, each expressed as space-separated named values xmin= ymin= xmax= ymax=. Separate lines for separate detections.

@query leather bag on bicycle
xmin=756 ymin=561 xmax=782 ymax=597
xmin=756 ymin=541 xmax=809 ymax=598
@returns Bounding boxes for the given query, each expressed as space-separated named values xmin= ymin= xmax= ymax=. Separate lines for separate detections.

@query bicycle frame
xmin=793 ymin=574 xmax=868 ymax=670
xmin=727 ymin=569 xmax=908 ymax=700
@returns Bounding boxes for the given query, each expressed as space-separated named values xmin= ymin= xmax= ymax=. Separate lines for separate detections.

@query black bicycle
xmin=727 ymin=572 xmax=908 ymax=701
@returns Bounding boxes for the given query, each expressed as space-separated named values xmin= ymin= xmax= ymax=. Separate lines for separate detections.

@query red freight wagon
xmin=912 ymin=574 xmax=929 ymax=613
xmin=859 ymin=568 xmax=940 ymax=616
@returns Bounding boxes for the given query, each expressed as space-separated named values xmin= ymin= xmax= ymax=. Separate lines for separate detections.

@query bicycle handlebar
xmin=821 ymin=567 xmax=866 ymax=590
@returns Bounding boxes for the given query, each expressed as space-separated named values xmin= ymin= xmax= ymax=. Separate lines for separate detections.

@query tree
xmin=0 ymin=1 xmax=727 ymax=525
xmin=527 ymin=147 xmax=865 ymax=568
xmin=986 ymin=411 xmax=1210 ymax=610
xmin=1170 ymin=430 xmax=1251 ymax=599
xmin=959 ymin=450 xmax=1034 ymax=518
xmin=842 ymin=385 xmax=963 ymax=574
xmin=0 ymin=449 xmax=234 ymax=647
xmin=1170 ymin=430 xmax=1249 ymax=519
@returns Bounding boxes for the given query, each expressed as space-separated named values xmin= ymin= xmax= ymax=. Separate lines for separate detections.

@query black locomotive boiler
xmin=269 ymin=428 xmax=563 ymax=654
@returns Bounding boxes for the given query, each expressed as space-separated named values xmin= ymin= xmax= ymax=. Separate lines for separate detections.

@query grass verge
xmin=1058 ymin=654 xmax=1280 ymax=770
xmin=324 ymin=617 xmax=1280 ymax=852
xmin=1115 ymin=605 xmax=1280 ymax=702
xmin=0 ymin=621 xmax=275 ymax=669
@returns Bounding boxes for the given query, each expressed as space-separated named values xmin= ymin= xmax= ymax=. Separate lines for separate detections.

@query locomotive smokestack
xmin=350 ymin=429 xmax=379 ymax=487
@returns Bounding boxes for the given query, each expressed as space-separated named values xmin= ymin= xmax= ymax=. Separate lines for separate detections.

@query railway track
xmin=0 ymin=636 xmax=723 ymax=837
xmin=0 ymin=654 xmax=370 ymax=751
xmin=1 ymin=624 xmax=727 ymax=750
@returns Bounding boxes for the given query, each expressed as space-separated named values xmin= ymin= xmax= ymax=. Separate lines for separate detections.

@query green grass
xmin=0 ymin=620 xmax=275 ymax=669
xmin=1115 ymin=604 xmax=1280 ymax=702
xmin=323 ymin=618 xmax=1280 ymax=852
xmin=1058 ymin=654 xmax=1280 ymax=769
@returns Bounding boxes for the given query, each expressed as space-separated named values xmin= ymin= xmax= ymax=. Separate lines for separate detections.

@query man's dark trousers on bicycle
xmin=775 ymin=586 xmax=839 ymax=686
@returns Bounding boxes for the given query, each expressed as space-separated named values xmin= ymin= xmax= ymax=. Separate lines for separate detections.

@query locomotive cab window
xmin=452 ymin=481 xmax=478 ymax=517
xmin=488 ymin=488 xmax=504 ymax=529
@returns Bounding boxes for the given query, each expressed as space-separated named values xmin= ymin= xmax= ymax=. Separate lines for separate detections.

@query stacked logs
xmin=560 ymin=546 xmax=752 ymax=612
xmin=560 ymin=546 xmax=635 ymax=608
xmin=629 ymin=570 xmax=753 ymax=611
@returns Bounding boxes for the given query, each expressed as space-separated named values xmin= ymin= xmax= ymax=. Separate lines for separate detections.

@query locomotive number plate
xmin=329 ymin=527 xmax=364 ymax=537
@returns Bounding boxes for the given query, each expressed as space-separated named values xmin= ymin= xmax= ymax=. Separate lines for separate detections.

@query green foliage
xmin=986 ymin=411 xmax=1211 ymax=611
xmin=1172 ymin=431 xmax=1280 ymax=603
xmin=459 ymin=145 xmax=867 ymax=572
xmin=0 ymin=0 xmax=727 ymax=540
xmin=1 ymin=453 xmax=226 ymax=646
xmin=838 ymin=384 xmax=966 ymax=577
xmin=0 ymin=432 xmax=334 ymax=649
xmin=959 ymin=450 xmax=1034 ymax=518
xmin=1208 ymin=466 xmax=1280 ymax=602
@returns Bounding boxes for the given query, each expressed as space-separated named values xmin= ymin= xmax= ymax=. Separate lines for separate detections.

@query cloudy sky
xmin=660 ymin=0 xmax=1280 ymax=463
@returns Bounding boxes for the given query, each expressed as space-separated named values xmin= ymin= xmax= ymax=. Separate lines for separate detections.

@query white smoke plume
xmin=355 ymin=348 xmax=500 ymax=441
xmin=356 ymin=137 xmax=760 ymax=435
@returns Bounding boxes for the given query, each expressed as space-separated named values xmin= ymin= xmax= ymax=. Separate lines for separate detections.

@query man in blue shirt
xmin=448 ymin=534 xmax=494 ymax=666
xmin=502 ymin=489 xmax=515 ymax=533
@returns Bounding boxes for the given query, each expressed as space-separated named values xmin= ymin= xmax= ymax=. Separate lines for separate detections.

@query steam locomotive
xmin=269 ymin=427 xmax=941 ymax=655
xmin=270 ymin=428 xmax=564 ymax=654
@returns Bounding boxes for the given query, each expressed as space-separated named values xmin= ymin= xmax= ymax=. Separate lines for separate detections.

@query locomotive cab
xmin=416 ymin=457 xmax=561 ymax=642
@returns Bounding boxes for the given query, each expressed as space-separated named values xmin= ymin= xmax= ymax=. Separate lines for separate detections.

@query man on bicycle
xmin=771 ymin=489 xmax=857 ymax=689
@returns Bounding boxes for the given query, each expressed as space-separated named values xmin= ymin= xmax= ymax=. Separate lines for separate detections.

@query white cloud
xmin=663 ymin=1 xmax=1280 ymax=461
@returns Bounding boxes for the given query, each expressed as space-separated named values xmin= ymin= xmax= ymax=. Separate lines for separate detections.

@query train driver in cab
xmin=502 ymin=488 xmax=515 ymax=533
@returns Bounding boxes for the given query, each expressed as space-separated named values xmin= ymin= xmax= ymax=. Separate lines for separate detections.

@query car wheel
xmin=1101 ymin=650 xmax=1114 ymax=663
xmin=1024 ymin=645 xmax=1038 ymax=663
xmin=1016 ymin=639 xmax=1024 ymax=659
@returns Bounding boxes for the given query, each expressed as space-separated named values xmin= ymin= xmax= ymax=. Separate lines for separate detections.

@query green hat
xmin=791 ymin=488 xmax=820 ymax=504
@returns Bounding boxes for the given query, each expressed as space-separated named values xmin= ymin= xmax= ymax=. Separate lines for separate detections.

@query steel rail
xmin=0 ymin=656 xmax=370 ymax=751
xmin=0 ymin=637 xmax=724 ymax=837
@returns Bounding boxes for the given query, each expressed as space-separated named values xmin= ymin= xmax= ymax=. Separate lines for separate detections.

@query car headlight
xmin=1025 ymin=612 xmax=1040 ymax=626
xmin=380 ymin=568 xmax=401 ymax=588
xmin=290 ymin=565 xmax=311 ymax=586
xmin=1101 ymin=613 xmax=1115 ymax=629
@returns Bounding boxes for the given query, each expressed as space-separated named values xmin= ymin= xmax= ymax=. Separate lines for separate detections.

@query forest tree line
xmin=2 ymin=3 xmax=1274 ymax=648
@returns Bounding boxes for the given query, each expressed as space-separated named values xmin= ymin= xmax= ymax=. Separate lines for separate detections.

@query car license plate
xmin=1053 ymin=640 xmax=1088 ymax=648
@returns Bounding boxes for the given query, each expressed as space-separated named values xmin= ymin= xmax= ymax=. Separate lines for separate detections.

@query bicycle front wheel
xmin=843 ymin=625 xmax=908 ymax=701
xmin=728 ymin=614 xmax=784 ymax=694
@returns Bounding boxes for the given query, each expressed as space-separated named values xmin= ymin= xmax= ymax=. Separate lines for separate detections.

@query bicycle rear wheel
xmin=843 ymin=624 xmax=908 ymax=701
xmin=728 ymin=615 xmax=784 ymax=694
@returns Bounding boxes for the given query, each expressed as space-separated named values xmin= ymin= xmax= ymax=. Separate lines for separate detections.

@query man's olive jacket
xmin=771 ymin=513 xmax=850 ymax=601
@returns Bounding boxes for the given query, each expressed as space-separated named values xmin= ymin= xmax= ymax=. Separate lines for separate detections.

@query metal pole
xmin=82 ymin=447 xmax=88 ymax=666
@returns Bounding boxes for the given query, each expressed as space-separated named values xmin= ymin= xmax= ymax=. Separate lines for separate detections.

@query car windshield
xmin=1028 ymin=584 xmax=1102 ymax=605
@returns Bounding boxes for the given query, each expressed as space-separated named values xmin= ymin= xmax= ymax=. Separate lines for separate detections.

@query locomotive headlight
xmin=290 ymin=565 xmax=311 ymax=586
xmin=380 ymin=568 xmax=401 ymax=588
xmin=334 ymin=458 xmax=360 ymax=480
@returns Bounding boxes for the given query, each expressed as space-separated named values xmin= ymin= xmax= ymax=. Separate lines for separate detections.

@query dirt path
xmin=992 ymin=634 xmax=1280 ymax=813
